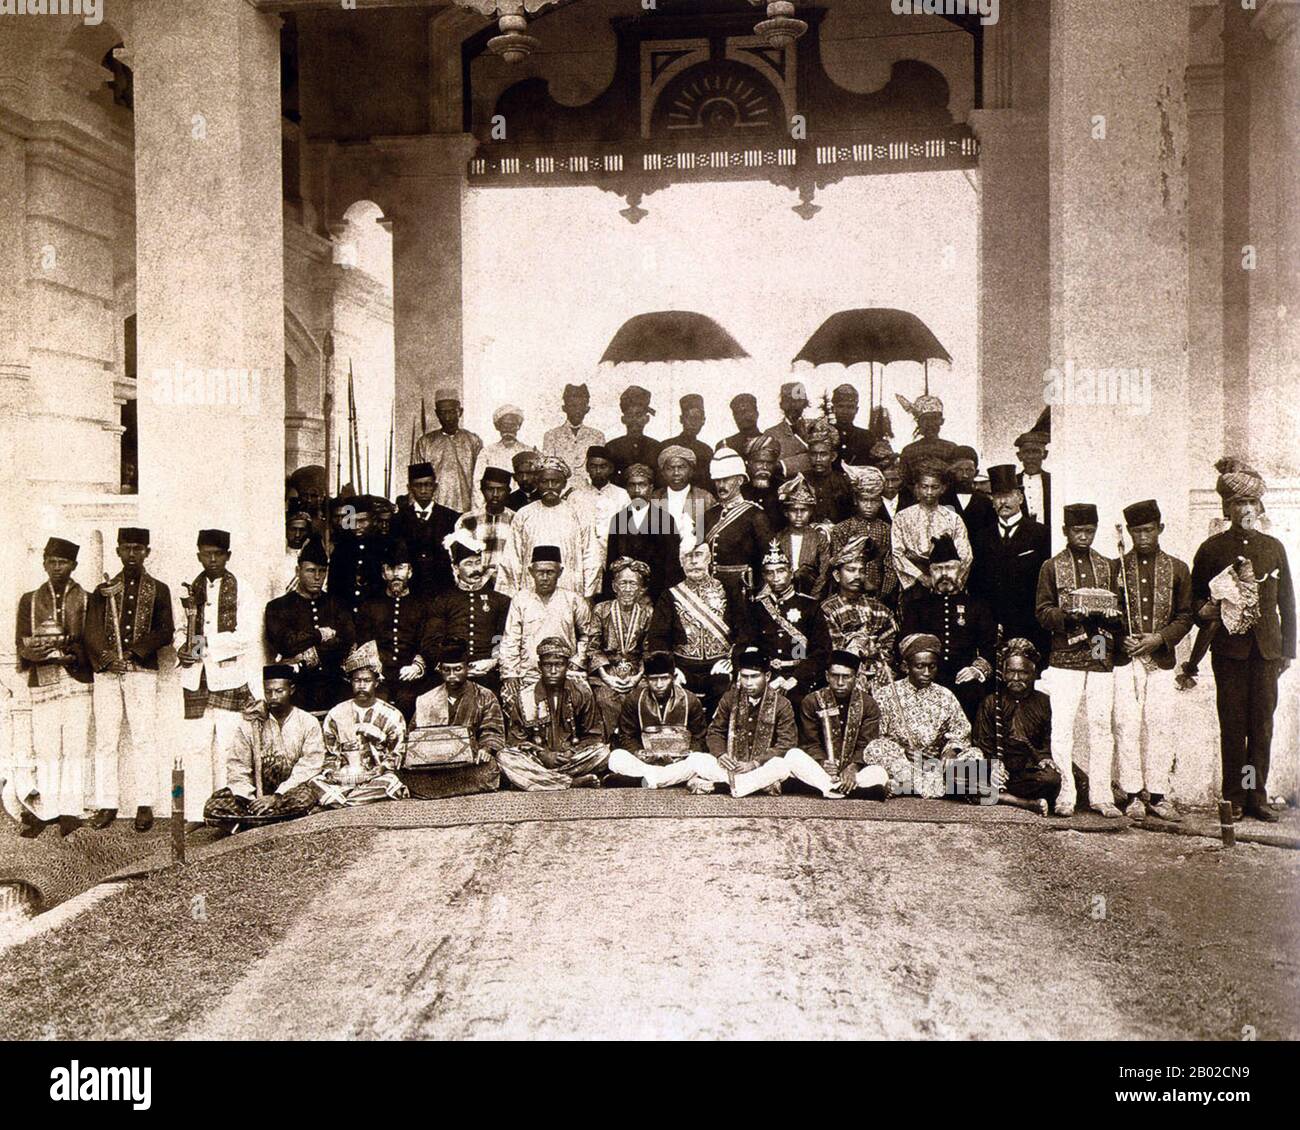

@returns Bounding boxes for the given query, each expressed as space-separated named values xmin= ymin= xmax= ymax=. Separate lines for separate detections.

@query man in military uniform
xmin=355 ymin=539 xmax=434 ymax=720
xmin=750 ymin=539 xmax=830 ymax=716
xmin=327 ymin=494 xmax=388 ymax=617
xmin=426 ymin=529 xmax=511 ymax=696
xmin=391 ymin=461 xmax=459 ymax=598
xmin=703 ymin=448 xmax=774 ymax=608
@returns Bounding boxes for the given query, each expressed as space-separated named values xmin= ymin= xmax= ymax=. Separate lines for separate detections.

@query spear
xmin=420 ymin=396 xmax=428 ymax=437
xmin=365 ymin=441 xmax=371 ymax=494
xmin=346 ymin=366 xmax=357 ymax=491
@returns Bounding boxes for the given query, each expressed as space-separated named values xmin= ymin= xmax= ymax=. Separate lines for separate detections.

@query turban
xmin=536 ymin=636 xmax=575 ymax=661
xmin=536 ymin=455 xmax=571 ymax=478
xmin=658 ymin=444 xmax=697 ymax=469
xmin=780 ymin=381 xmax=809 ymax=403
xmin=831 ymin=383 xmax=859 ymax=403
xmin=827 ymin=649 xmax=863 ymax=672
xmin=896 ymin=393 xmax=944 ymax=419
xmin=624 ymin=462 xmax=655 ymax=483
xmin=437 ymin=637 xmax=469 ymax=665
xmin=644 ymin=651 xmax=676 ymax=677
xmin=118 ymin=527 xmax=150 ymax=546
xmin=928 ymin=533 xmax=961 ymax=565
xmin=197 ymin=529 xmax=231 ymax=551
xmin=343 ymin=640 xmax=383 ymax=676
xmin=443 ymin=528 xmax=485 ymax=564
xmin=709 ymin=449 xmax=748 ymax=482
xmin=434 ymin=387 xmax=460 ymax=404
xmin=832 ymin=535 xmax=868 ymax=567
xmin=1214 ymin=458 xmax=1265 ymax=503
xmin=531 ymin=545 xmax=562 ymax=564
xmin=899 ymin=633 xmax=942 ymax=660
xmin=286 ymin=510 xmax=312 ymax=528
xmin=805 ymin=417 xmax=840 ymax=448
xmin=263 ymin=664 xmax=297 ymax=683
xmin=1123 ymin=499 xmax=1162 ymax=527
xmin=43 ymin=537 xmax=79 ymax=560
xmin=408 ymin=461 xmax=435 ymax=481
xmin=1063 ymin=503 xmax=1099 ymax=526
xmin=868 ymin=441 xmax=897 ymax=465
xmin=746 ymin=433 xmax=782 ymax=460
xmin=777 ymin=473 xmax=817 ymax=508
xmin=492 ymin=404 xmax=524 ymax=426
xmin=608 ymin=557 xmax=651 ymax=579
xmin=987 ymin=465 xmax=1020 ymax=495
xmin=843 ymin=464 xmax=885 ymax=498
xmin=1000 ymin=638 xmax=1042 ymax=670
xmin=298 ymin=537 xmax=329 ymax=567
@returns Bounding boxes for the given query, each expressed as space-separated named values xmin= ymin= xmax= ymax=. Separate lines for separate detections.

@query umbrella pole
xmin=924 ymin=359 xmax=930 ymax=396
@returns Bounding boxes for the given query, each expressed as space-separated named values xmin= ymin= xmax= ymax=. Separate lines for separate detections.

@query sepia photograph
xmin=0 ymin=0 xmax=1296 ymax=1105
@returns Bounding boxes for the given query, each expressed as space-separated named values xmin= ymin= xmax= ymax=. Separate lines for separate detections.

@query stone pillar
xmin=130 ymin=0 xmax=285 ymax=610
xmin=1047 ymin=0 xmax=1190 ymax=549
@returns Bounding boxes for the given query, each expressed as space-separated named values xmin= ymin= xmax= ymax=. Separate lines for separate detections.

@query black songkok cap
xmin=827 ymin=649 xmax=863 ymax=672
xmin=481 ymin=466 xmax=512 ymax=488
xmin=1123 ymin=499 xmax=1161 ymax=527
xmin=531 ymin=545 xmax=562 ymax=564
xmin=732 ymin=644 xmax=769 ymax=674
xmin=644 ymin=651 xmax=676 ymax=677
xmin=680 ymin=394 xmax=704 ymax=411
xmin=1063 ymin=503 xmax=1099 ymax=527
xmin=263 ymin=664 xmax=296 ymax=683
xmin=438 ymin=637 xmax=469 ymax=665
xmin=408 ymin=462 xmax=435 ymax=482
xmin=197 ymin=529 xmax=231 ymax=551
xmin=44 ymin=537 xmax=79 ymax=560
xmin=118 ymin=527 xmax=150 ymax=546
xmin=586 ymin=445 xmax=613 ymax=462
xmin=298 ymin=537 xmax=329 ymax=567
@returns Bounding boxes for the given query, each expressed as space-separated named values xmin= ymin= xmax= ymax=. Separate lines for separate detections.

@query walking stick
xmin=171 ymin=757 xmax=185 ymax=863
xmin=103 ymin=573 xmax=125 ymax=681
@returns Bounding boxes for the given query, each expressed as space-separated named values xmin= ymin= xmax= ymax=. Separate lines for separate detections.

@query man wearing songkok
xmin=1110 ymin=499 xmax=1194 ymax=820
xmin=654 ymin=443 xmax=715 ymax=546
xmin=264 ymin=536 xmax=355 ymax=714
xmin=568 ymin=445 xmax=630 ymax=561
xmin=741 ymin=433 xmax=788 ymax=529
xmin=829 ymin=464 xmax=899 ymax=606
xmin=607 ymin=652 xmax=709 ymax=778
xmin=498 ymin=636 xmax=610 ymax=790
xmin=949 ymin=445 xmax=997 ymax=541
xmin=605 ymin=462 xmax=682 ymax=601
xmin=406 ymin=637 xmax=505 ymax=798
xmin=821 ymin=536 xmax=898 ymax=693
xmin=501 ymin=454 xmax=601 ymax=599
xmin=973 ymin=639 xmax=1062 ymax=814
xmin=896 ymin=393 xmax=957 ymax=494
xmin=1016 ymin=430 xmax=1051 ymax=526
xmin=759 ymin=381 xmax=811 ymax=475
xmin=1035 ymin=502 xmax=1126 ymax=818
xmin=1191 ymin=459 xmax=1294 ymax=823
xmin=860 ymin=633 xmax=985 ymax=800
xmin=607 ymin=385 xmax=663 ymax=487
xmin=661 ymin=394 xmax=715 ymax=492
xmin=505 ymin=449 xmax=541 ymax=513
xmin=891 ymin=458 xmax=972 ymax=598
xmin=392 ymin=462 xmax=459 ymax=597
xmin=876 ymin=449 xmax=905 ymax=523
xmin=969 ymin=464 xmax=1050 ymax=661
xmin=285 ymin=510 xmax=312 ymax=588
xmin=795 ymin=649 xmax=891 ymax=799
xmin=454 ymin=466 xmax=516 ymax=588
xmin=413 ymin=388 xmax=483 ymax=513
xmin=84 ymin=528 xmax=173 ymax=832
xmin=203 ymin=665 xmax=325 ymax=832
xmin=175 ymin=529 xmax=259 ymax=824
xmin=500 ymin=545 xmax=593 ymax=685
xmin=316 ymin=642 xmax=409 ymax=807
xmin=703 ymin=447 xmax=775 ymax=607
xmin=543 ymin=382 xmax=605 ymax=484
xmin=14 ymin=536 xmax=92 ymax=837
xmin=356 ymin=539 xmax=434 ymax=720
xmin=900 ymin=533 xmax=997 ymax=721
xmin=588 ymin=557 xmax=655 ymax=737
xmin=830 ymin=384 xmax=876 ymax=467
xmin=426 ymin=529 xmax=511 ymax=695
xmin=774 ymin=473 xmax=832 ymax=599
xmin=720 ymin=392 xmax=763 ymax=457
xmin=327 ymin=493 xmax=389 ymax=616
xmin=751 ymin=539 xmax=830 ymax=716
xmin=472 ymin=404 xmax=535 ymax=508
xmin=804 ymin=418 xmax=854 ymax=524
xmin=648 ymin=539 xmax=746 ymax=712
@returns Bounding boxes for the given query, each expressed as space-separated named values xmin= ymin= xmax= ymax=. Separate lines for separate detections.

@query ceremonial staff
xmin=321 ymin=330 xmax=335 ymax=554
xmin=1115 ymin=523 xmax=1157 ymax=671
xmin=103 ymin=573 xmax=124 ymax=680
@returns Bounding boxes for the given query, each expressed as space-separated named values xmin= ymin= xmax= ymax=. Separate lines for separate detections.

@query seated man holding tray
xmin=606 ymin=652 xmax=709 ymax=786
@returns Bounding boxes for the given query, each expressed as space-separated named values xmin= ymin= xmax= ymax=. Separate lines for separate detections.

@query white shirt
xmin=1021 ymin=473 xmax=1045 ymax=523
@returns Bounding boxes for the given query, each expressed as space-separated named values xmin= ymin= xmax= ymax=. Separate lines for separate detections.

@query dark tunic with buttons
xmin=264 ymin=589 xmax=356 ymax=713
xmin=606 ymin=433 xmax=663 ymax=487
xmin=328 ymin=531 xmax=389 ymax=617
xmin=900 ymin=588 xmax=997 ymax=720
xmin=356 ymin=591 xmax=434 ymax=718
xmin=426 ymin=584 xmax=511 ymax=688
xmin=750 ymin=587 xmax=830 ymax=712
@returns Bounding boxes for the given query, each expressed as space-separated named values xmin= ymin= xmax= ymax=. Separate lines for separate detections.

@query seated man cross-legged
xmin=607 ymin=651 xmax=709 ymax=787
xmin=792 ymin=649 xmax=891 ymax=800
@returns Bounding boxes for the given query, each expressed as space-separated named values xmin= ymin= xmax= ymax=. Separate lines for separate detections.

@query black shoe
xmin=57 ymin=815 xmax=85 ymax=837
xmin=1248 ymin=800 xmax=1281 ymax=824
xmin=88 ymin=808 xmax=118 ymax=830
xmin=860 ymin=784 xmax=889 ymax=803
xmin=1229 ymin=803 xmax=1244 ymax=823
xmin=18 ymin=809 xmax=50 ymax=838
xmin=133 ymin=806 xmax=154 ymax=833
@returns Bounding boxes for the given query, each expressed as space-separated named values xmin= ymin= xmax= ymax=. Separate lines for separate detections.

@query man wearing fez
xmin=973 ymin=639 xmax=1062 ymax=815
xmin=264 ymin=535 xmax=355 ymax=714
xmin=392 ymin=461 xmax=460 ymax=598
xmin=413 ymin=387 xmax=483 ymax=513
xmin=830 ymin=384 xmax=876 ymax=467
xmin=654 ymin=444 xmax=715 ymax=548
xmin=176 ymin=529 xmax=259 ymax=825
xmin=751 ymin=539 xmax=830 ymax=717
xmin=661 ymin=394 xmax=715 ymax=492
xmin=316 ymin=641 xmax=409 ymax=808
xmin=774 ymin=474 xmax=832 ymax=599
xmin=605 ymin=463 xmax=682 ymax=601
xmin=820 ymin=535 xmax=898 ymax=693
xmin=804 ymin=418 xmax=854 ymax=525
xmin=969 ymin=464 xmax=1050 ymax=662
xmin=761 ymin=381 xmax=811 ymax=476
xmin=356 ymin=539 xmax=434 ymax=720
xmin=703 ymin=447 xmax=775 ymax=608
xmin=427 ymin=529 xmax=511 ymax=696
xmin=720 ymin=392 xmax=762 ymax=457
xmin=505 ymin=449 xmax=541 ymax=514
xmin=15 ymin=536 xmax=92 ymax=836
xmin=1191 ymin=459 xmax=1295 ymax=823
xmin=328 ymin=493 xmax=388 ymax=617
xmin=498 ymin=636 xmax=610 ymax=790
xmin=1016 ymin=430 xmax=1051 ymax=527
xmin=504 ymin=455 xmax=601 ymax=600
xmin=408 ymin=637 xmax=506 ymax=798
xmin=473 ymin=404 xmax=534 ymax=509
xmin=543 ymin=382 xmax=605 ymax=484
xmin=900 ymin=533 xmax=997 ymax=721
xmin=202 ymin=665 xmax=325 ymax=833
xmin=795 ymin=649 xmax=891 ymax=799
xmin=607 ymin=385 xmax=663 ymax=487
xmin=455 ymin=465 xmax=517 ymax=588
xmin=500 ymin=545 xmax=593 ymax=686
xmin=1035 ymin=502 xmax=1126 ymax=818
xmin=85 ymin=528 xmax=173 ymax=832
xmin=1111 ymin=499 xmax=1194 ymax=820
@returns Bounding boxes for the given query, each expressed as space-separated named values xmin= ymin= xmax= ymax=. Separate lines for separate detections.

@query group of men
xmin=13 ymin=383 xmax=1293 ymax=838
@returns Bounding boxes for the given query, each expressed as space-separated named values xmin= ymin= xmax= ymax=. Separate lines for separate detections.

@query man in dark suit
xmin=607 ymin=386 xmax=662 ymax=488
xmin=1191 ymin=461 xmax=1294 ymax=822
xmin=661 ymin=394 xmax=716 ymax=492
xmin=829 ymin=383 xmax=877 ymax=467
xmin=1016 ymin=431 xmax=1052 ymax=528
xmin=970 ymin=465 xmax=1050 ymax=661
xmin=949 ymin=445 xmax=997 ymax=542
xmin=391 ymin=461 xmax=459 ymax=598
xmin=605 ymin=463 xmax=682 ymax=600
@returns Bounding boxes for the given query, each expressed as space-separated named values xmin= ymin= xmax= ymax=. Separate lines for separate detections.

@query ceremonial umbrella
xmin=599 ymin=311 xmax=749 ymax=365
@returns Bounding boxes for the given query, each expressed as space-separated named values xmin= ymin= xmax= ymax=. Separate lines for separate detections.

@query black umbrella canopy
xmin=600 ymin=311 xmax=750 ymax=364
xmin=793 ymin=308 xmax=952 ymax=368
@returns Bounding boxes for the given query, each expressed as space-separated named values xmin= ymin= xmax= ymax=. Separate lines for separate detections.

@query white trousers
xmin=1040 ymin=666 xmax=1115 ymax=810
xmin=23 ymin=690 xmax=91 ymax=819
xmin=92 ymin=670 xmax=161 ymax=811
xmin=1111 ymin=661 xmax=1173 ymax=796
xmin=608 ymin=747 xmax=888 ymax=798
xmin=182 ymin=708 xmax=242 ymax=821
